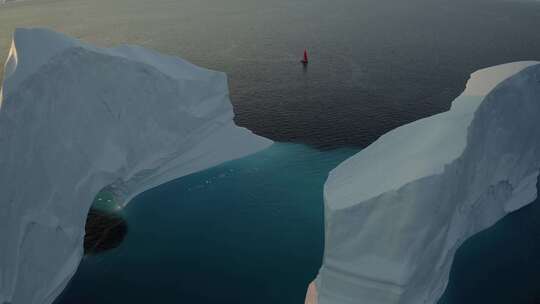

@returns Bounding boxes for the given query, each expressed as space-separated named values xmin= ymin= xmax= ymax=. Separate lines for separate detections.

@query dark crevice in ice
xmin=83 ymin=208 xmax=127 ymax=256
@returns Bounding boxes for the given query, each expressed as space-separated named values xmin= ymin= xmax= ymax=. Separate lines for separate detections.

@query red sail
xmin=303 ymin=49 xmax=309 ymax=63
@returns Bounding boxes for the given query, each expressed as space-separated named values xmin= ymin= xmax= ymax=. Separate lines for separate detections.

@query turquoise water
xmin=56 ymin=142 xmax=540 ymax=303
xmin=56 ymin=143 xmax=357 ymax=304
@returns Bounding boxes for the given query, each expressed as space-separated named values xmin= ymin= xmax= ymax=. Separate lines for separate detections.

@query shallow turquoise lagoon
xmin=56 ymin=143 xmax=358 ymax=304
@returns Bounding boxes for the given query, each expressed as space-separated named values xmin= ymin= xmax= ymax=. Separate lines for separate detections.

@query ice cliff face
xmin=309 ymin=61 xmax=540 ymax=304
xmin=0 ymin=28 xmax=271 ymax=304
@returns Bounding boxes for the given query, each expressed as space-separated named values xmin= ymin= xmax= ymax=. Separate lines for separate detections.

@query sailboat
xmin=301 ymin=48 xmax=309 ymax=65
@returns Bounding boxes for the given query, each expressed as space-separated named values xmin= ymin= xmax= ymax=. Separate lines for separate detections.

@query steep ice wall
xmin=0 ymin=28 xmax=272 ymax=304
xmin=309 ymin=61 xmax=540 ymax=304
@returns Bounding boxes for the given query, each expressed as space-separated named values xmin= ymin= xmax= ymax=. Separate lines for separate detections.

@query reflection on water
xmin=55 ymin=143 xmax=357 ymax=304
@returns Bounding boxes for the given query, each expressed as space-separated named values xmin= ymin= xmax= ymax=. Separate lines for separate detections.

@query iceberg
xmin=308 ymin=61 xmax=540 ymax=304
xmin=0 ymin=28 xmax=272 ymax=304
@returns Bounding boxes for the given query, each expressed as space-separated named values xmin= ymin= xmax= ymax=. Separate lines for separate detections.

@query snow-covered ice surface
xmin=310 ymin=61 xmax=540 ymax=304
xmin=0 ymin=28 xmax=271 ymax=304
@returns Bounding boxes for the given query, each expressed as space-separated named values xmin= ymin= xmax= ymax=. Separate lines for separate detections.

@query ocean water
xmin=3 ymin=0 xmax=540 ymax=148
xmin=3 ymin=0 xmax=540 ymax=302
xmin=55 ymin=143 xmax=358 ymax=304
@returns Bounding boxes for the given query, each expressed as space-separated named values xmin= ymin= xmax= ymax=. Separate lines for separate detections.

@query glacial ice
xmin=0 ymin=28 xmax=272 ymax=304
xmin=310 ymin=61 xmax=540 ymax=304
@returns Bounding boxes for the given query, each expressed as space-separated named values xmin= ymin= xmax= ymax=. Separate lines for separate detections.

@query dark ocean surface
xmin=2 ymin=0 xmax=540 ymax=149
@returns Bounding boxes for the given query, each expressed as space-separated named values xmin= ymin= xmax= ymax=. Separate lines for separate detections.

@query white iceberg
xmin=0 ymin=28 xmax=271 ymax=304
xmin=309 ymin=61 xmax=540 ymax=304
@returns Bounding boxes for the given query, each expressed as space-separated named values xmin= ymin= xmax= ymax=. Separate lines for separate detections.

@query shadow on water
xmin=83 ymin=190 xmax=128 ymax=256
xmin=84 ymin=210 xmax=127 ymax=256
xmin=439 ymin=174 xmax=540 ymax=304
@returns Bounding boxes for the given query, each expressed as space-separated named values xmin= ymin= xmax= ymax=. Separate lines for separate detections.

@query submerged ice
xmin=310 ymin=61 xmax=540 ymax=304
xmin=0 ymin=28 xmax=271 ymax=304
